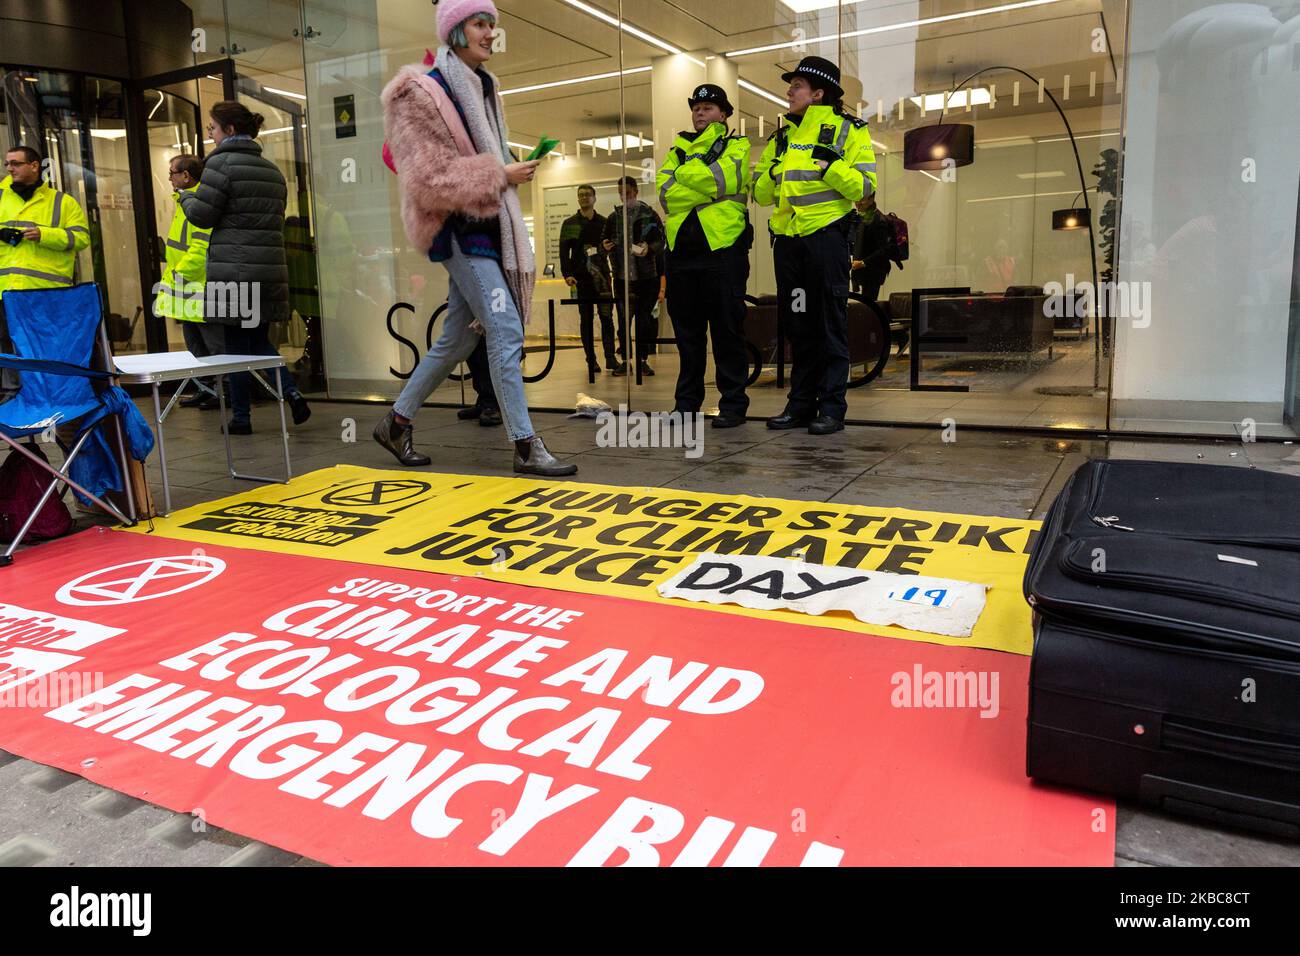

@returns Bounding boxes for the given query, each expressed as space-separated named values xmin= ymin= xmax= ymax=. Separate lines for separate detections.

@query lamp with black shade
xmin=903 ymin=67 xmax=1103 ymax=390
xmin=1052 ymin=192 xmax=1092 ymax=232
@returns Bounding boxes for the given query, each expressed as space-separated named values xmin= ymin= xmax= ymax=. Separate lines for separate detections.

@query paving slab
xmin=6 ymin=402 xmax=1300 ymax=868
xmin=1115 ymin=805 xmax=1300 ymax=867
xmin=661 ymin=459 xmax=865 ymax=502
xmin=830 ymin=473 xmax=1045 ymax=520
xmin=865 ymin=443 xmax=1066 ymax=489
xmin=0 ymin=750 xmax=314 ymax=867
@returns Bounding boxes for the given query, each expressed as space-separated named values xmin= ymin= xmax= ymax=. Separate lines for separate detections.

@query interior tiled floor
xmin=321 ymin=334 xmax=1117 ymax=431
xmin=4 ymin=396 xmax=1300 ymax=867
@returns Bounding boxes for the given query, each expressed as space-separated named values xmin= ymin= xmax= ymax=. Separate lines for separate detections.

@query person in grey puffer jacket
xmin=179 ymin=100 xmax=310 ymax=434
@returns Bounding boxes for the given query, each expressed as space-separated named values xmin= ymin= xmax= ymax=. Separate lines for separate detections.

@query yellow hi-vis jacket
xmin=752 ymin=105 xmax=877 ymax=238
xmin=154 ymin=186 xmax=210 ymax=322
xmin=655 ymin=122 xmax=751 ymax=252
xmin=0 ymin=176 xmax=90 ymax=297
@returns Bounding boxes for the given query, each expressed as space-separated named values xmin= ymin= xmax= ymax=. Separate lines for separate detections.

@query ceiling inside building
xmin=185 ymin=0 xmax=1125 ymax=155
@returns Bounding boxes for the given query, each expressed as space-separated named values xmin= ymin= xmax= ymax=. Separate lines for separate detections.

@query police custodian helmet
xmin=687 ymin=83 xmax=734 ymax=117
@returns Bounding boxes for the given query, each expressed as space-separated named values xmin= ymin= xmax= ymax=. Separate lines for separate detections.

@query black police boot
xmin=766 ymin=411 xmax=812 ymax=430
xmin=808 ymin=414 xmax=845 ymax=435
xmin=712 ymin=412 xmax=747 ymax=429
xmin=373 ymin=410 xmax=431 ymax=466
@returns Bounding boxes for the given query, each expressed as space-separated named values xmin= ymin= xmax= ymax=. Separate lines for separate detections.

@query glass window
xmin=298 ymin=1 xmax=1133 ymax=433
xmin=1113 ymin=0 xmax=1300 ymax=439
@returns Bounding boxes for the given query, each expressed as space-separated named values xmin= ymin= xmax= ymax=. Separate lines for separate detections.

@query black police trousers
xmin=774 ymin=216 xmax=852 ymax=421
xmin=666 ymin=242 xmax=751 ymax=417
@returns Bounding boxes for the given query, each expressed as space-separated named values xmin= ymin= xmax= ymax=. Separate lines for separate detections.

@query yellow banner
xmin=125 ymin=465 xmax=1040 ymax=655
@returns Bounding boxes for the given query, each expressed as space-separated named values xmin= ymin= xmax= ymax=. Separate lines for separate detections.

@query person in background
xmin=560 ymin=183 xmax=618 ymax=374
xmin=656 ymin=83 xmax=752 ymax=428
xmin=179 ymin=101 xmax=311 ymax=434
xmin=155 ymin=154 xmax=220 ymax=410
xmin=850 ymin=192 xmax=891 ymax=306
xmin=983 ymin=237 xmax=1015 ymax=290
xmin=456 ymin=338 xmax=503 ymax=427
xmin=601 ymin=176 xmax=664 ymax=378
xmin=283 ymin=213 xmax=325 ymax=392
xmin=0 ymin=145 xmax=90 ymax=401
xmin=372 ymin=2 xmax=574 ymax=476
xmin=752 ymin=56 xmax=876 ymax=436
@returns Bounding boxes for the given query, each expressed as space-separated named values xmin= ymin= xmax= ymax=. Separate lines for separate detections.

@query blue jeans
xmin=223 ymin=324 xmax=300 ymax=425
xmin=395 ymin=238 xmax=534 ymax=442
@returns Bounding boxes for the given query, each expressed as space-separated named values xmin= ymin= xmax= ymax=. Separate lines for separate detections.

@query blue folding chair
xmin=0 ymin=283 xmax=153 ymax=566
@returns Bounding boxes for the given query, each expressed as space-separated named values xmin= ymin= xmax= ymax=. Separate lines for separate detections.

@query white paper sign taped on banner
xmin=656 ymin=553 xmax=989 ymax=638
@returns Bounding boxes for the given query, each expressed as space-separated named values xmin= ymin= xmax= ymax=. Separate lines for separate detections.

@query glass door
xmin=1286 ymin=169 xmax=1300 ymax=429
xmin=221 ymin=0 xmax=323 ymax=391
xmin=131 ymin=60 xmax=236 ymax=353
xmin=235 ymin=75 xmax=322 ymax=390
xmin=3 ymin=68 xmax=146 ymax=352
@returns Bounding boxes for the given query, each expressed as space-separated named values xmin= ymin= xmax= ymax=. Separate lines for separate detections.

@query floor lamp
xmin=903 ymin=66 xmax=1103 ymax=391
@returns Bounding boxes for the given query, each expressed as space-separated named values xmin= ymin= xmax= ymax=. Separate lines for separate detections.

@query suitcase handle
xmin=1164 ymin=719 xmax=1300 ymax=772
xmin=1139 ymin=776 xmax=1300 ymax=837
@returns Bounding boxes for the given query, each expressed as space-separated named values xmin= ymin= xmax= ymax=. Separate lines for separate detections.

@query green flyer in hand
xmin=526 ymin=137 xmax=561 ymax=161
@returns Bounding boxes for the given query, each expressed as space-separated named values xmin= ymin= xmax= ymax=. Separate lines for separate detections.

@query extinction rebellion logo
xmin=56 ymin=556 xmax=226 ymax=606
xmin=179 ymin=481 xmax=439 ymax=547
xmin=322 ymin=480 xmax=432 ymax=508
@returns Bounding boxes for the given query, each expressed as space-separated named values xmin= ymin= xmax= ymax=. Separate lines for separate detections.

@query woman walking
xmin=179 ymin=100 xmax=311 ymax=434
xmin=373 ymin=1 xmax=574 ymax=476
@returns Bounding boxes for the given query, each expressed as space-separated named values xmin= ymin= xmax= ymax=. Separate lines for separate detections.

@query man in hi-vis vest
xmin=154 ymin=154 xmax=219 ymax=408
xmin=1 ymin=145 xmax=91 ymax=399
xmin=753 ymin=57 xmax=877 ymax=435
xmin=656 ymin=83 xmax=753 ymax=428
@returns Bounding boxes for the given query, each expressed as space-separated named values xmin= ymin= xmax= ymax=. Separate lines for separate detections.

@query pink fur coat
xmin=382 ymin=64 xmax=509 ymax=258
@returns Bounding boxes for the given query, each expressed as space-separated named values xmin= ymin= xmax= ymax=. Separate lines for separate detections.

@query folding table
xmin=114 ymin=351 xmax=293 ymax=515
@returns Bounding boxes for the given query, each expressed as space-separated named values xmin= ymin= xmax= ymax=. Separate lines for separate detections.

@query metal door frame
xmin=126 ymin=59 xmax=236 ymax=352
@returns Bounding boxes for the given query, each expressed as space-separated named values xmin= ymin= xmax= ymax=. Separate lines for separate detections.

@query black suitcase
xmin=1024 ymin=458 xmax=1300 ymax=838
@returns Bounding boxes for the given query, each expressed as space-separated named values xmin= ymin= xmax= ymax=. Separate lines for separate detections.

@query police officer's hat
xmin=781 ymin=56 xmax=844 ymax=100
xmin=687 ymin=83 xmax=734 ymax=117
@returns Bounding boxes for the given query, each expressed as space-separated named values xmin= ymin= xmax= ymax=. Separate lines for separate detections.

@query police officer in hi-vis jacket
xmin=656 ymin=83 xmax=753 ymax=427
xmin=753 ymin=56 xmax=877 ymax=435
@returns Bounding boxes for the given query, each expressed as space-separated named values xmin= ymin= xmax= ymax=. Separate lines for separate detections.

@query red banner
xmin=0 ymin=530 xmax=1112 ymax=866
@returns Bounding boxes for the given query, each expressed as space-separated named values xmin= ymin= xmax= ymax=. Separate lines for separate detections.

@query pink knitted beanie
xmin=436 ymin=0 xmax=499 ymax=45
